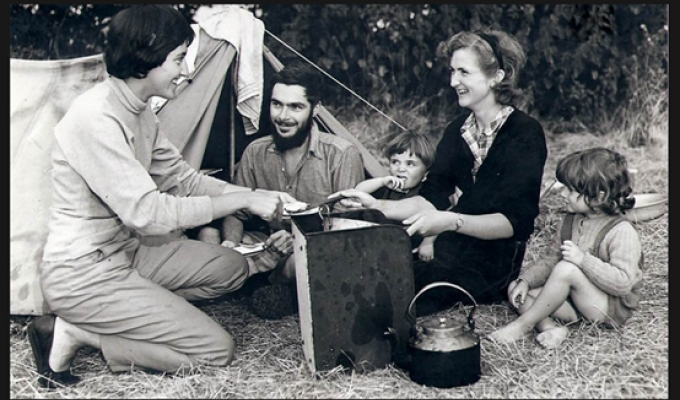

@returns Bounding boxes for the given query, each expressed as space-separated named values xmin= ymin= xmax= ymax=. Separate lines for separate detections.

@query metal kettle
xmin=387 ymin=282 xmax=481 ymax=388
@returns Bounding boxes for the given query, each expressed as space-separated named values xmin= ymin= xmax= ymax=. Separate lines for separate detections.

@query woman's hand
xmin=245 ymin=191 xmax=283 ymax=222
xmin=403 ymin=210 xmax=452 ymax=237
xmin=334 ymin=189 xmax=378 ymax=209
xmin=508 ymin=278 xmax=528 ymax=309
xmin=561 ymin=240 xmax=585 ymax=265
xmin=254 ymin=188 xmax=297 ymax=204
xmin=277 ymin=192 xmax=298 ymax=204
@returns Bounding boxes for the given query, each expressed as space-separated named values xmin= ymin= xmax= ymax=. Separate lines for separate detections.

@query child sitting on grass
xmin=489 ymin=147 xmax=643 ymax=348
xmin=353 ymin=130 xmax=438 ymax=261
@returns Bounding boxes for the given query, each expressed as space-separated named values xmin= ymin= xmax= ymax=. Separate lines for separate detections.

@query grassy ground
xmin=10 ymin=116 xmax=668 ymax=398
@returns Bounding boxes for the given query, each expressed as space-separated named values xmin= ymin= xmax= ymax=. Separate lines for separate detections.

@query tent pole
xmin=229 ymin=76 xmax=237 ymax=183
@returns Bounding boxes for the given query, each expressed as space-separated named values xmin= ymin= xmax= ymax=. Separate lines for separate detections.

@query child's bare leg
xmin=490 ymin=260 xmax=606 ymax=345
xmin=489 ymin=288 xmax=558 ymax=343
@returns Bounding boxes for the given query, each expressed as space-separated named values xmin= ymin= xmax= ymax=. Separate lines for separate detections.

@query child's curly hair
xmin=556 ymin=147 xmax=636 ymax=215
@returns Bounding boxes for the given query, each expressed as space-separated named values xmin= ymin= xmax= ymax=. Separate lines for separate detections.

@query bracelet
xmin=515 ymin=278 xmax=528 ymax=287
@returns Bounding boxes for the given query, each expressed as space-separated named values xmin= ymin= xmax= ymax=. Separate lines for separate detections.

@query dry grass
xmin=10 ymin=121 xmax=667 ymax=398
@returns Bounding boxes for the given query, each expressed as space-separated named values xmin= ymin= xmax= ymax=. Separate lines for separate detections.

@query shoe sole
xmin=27 ymin=318 xmax=52 ymax=380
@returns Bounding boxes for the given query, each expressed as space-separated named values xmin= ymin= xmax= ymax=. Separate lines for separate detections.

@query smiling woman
xmin=24 ymin=4 xmax=288 ymax=389
xmin=103 ymin=6 xmax=194 ymax=101
xmin=336 ymin=28 xmax=548 ymax=316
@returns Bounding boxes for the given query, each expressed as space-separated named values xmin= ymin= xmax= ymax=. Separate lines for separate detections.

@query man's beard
xmin=273 ymin=114 xmax=313 ymax=152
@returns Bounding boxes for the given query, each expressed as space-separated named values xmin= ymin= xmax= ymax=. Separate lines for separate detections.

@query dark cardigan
xmin=412 ymin=109 xmax=548 ymax=313
xmin=419 ymin=109 xmax=548 ymax=242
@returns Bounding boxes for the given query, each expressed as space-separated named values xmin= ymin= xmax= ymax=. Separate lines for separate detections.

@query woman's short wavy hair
xmin=556 ymin=147 xmax=636 ymax=215
xmin=436 ymin=28 xmax=526 ymax=106
xmin=104 ymin=5 xmax=194 ymax=80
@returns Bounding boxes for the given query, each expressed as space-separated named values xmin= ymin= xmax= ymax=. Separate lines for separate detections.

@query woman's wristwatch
xmin=452 ymin=213 xmax=464 ymax=232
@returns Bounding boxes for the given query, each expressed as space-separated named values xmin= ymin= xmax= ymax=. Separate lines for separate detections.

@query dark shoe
xmin=248 ymin=284 xmax=298 ymax=320
xmin=238 ymin=270 xmax=273 ymax=297
xmin=27 ymin=315 xmax=81 ymax=389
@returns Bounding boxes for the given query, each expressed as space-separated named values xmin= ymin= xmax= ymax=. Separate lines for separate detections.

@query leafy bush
xmin=10 ymin=4 xmax=667 ymax=142
xmin=9 ymin=4 xmax=199 ymax=60
xmin=259 ymin=4 xmax=667 ymax=142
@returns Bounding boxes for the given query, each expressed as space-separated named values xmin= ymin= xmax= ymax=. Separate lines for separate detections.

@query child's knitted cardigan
xmin=520 ymin=213 xmax=643 ymax=326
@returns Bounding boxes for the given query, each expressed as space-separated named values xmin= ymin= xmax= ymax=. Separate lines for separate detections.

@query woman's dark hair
xmin=436 ymin=28 xmax=526 ymax=106
xmin=556 ymin=147 xmax=636 ymax=215
xmin=104 ymin=5 xmax=194 ymax=79
xmin=270 ymin=59 xmax=325 ymax=106
xmin=383 ymin=130 xmax=437 ymax=169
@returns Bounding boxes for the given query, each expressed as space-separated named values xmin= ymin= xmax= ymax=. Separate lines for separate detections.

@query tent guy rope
xmin=265 ymin=29 xmax=409 ymax=132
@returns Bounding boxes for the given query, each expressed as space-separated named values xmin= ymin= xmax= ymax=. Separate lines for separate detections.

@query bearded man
xmin=199 ymin=60 xmax=365 ymax=319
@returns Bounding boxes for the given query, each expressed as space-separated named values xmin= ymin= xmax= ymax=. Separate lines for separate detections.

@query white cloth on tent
xmin=197 ymin=6 xmax=264 ymax=135
xmin=10 ymin=55 xmax=108 ymax=315
xmin=185 ymin=24 xmax=200 ymax=74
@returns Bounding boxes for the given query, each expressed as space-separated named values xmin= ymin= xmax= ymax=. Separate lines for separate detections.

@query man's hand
xmin=264 ymin=230 xmax=293 ymax=256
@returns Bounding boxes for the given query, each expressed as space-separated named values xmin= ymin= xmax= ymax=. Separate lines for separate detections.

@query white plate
xmin=286 ymin=206 xmax=320 ymax=217
xmin=231 ymin=242 xmax=265 ymax=256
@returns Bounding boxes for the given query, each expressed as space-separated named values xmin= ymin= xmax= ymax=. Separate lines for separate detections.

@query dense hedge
xmin=10 ymin=4 xmax=667 ymax=138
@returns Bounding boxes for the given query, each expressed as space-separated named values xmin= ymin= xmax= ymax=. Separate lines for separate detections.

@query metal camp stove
xmin=290 ymin=208 xmax=414 ymax=374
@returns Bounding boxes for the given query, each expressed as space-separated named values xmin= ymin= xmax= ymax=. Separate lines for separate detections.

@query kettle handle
xmin=406 ymin=282 xmax=478 ymax=331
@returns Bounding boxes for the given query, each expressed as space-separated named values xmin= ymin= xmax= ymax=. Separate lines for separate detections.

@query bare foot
xmin=536 ymin=326 xmax=569 ymax=348
xmin=488 ymin=320 xmax=533 ymax=344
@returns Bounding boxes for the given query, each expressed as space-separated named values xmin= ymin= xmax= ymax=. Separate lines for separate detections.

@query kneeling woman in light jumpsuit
xmin=27 ymin=5 xmax=288 ymax=388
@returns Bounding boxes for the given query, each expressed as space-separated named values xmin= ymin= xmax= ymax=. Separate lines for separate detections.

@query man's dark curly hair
xmin=270 ymin=59 xmax=325 ymax=106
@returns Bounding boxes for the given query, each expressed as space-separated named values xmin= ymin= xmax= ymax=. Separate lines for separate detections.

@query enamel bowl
xmin=625 ymin=193 xmax=667 ymax=222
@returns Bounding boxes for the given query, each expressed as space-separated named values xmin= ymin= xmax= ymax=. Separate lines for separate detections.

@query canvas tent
xmin=10 ymin=7 xmax=386 ymax=316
